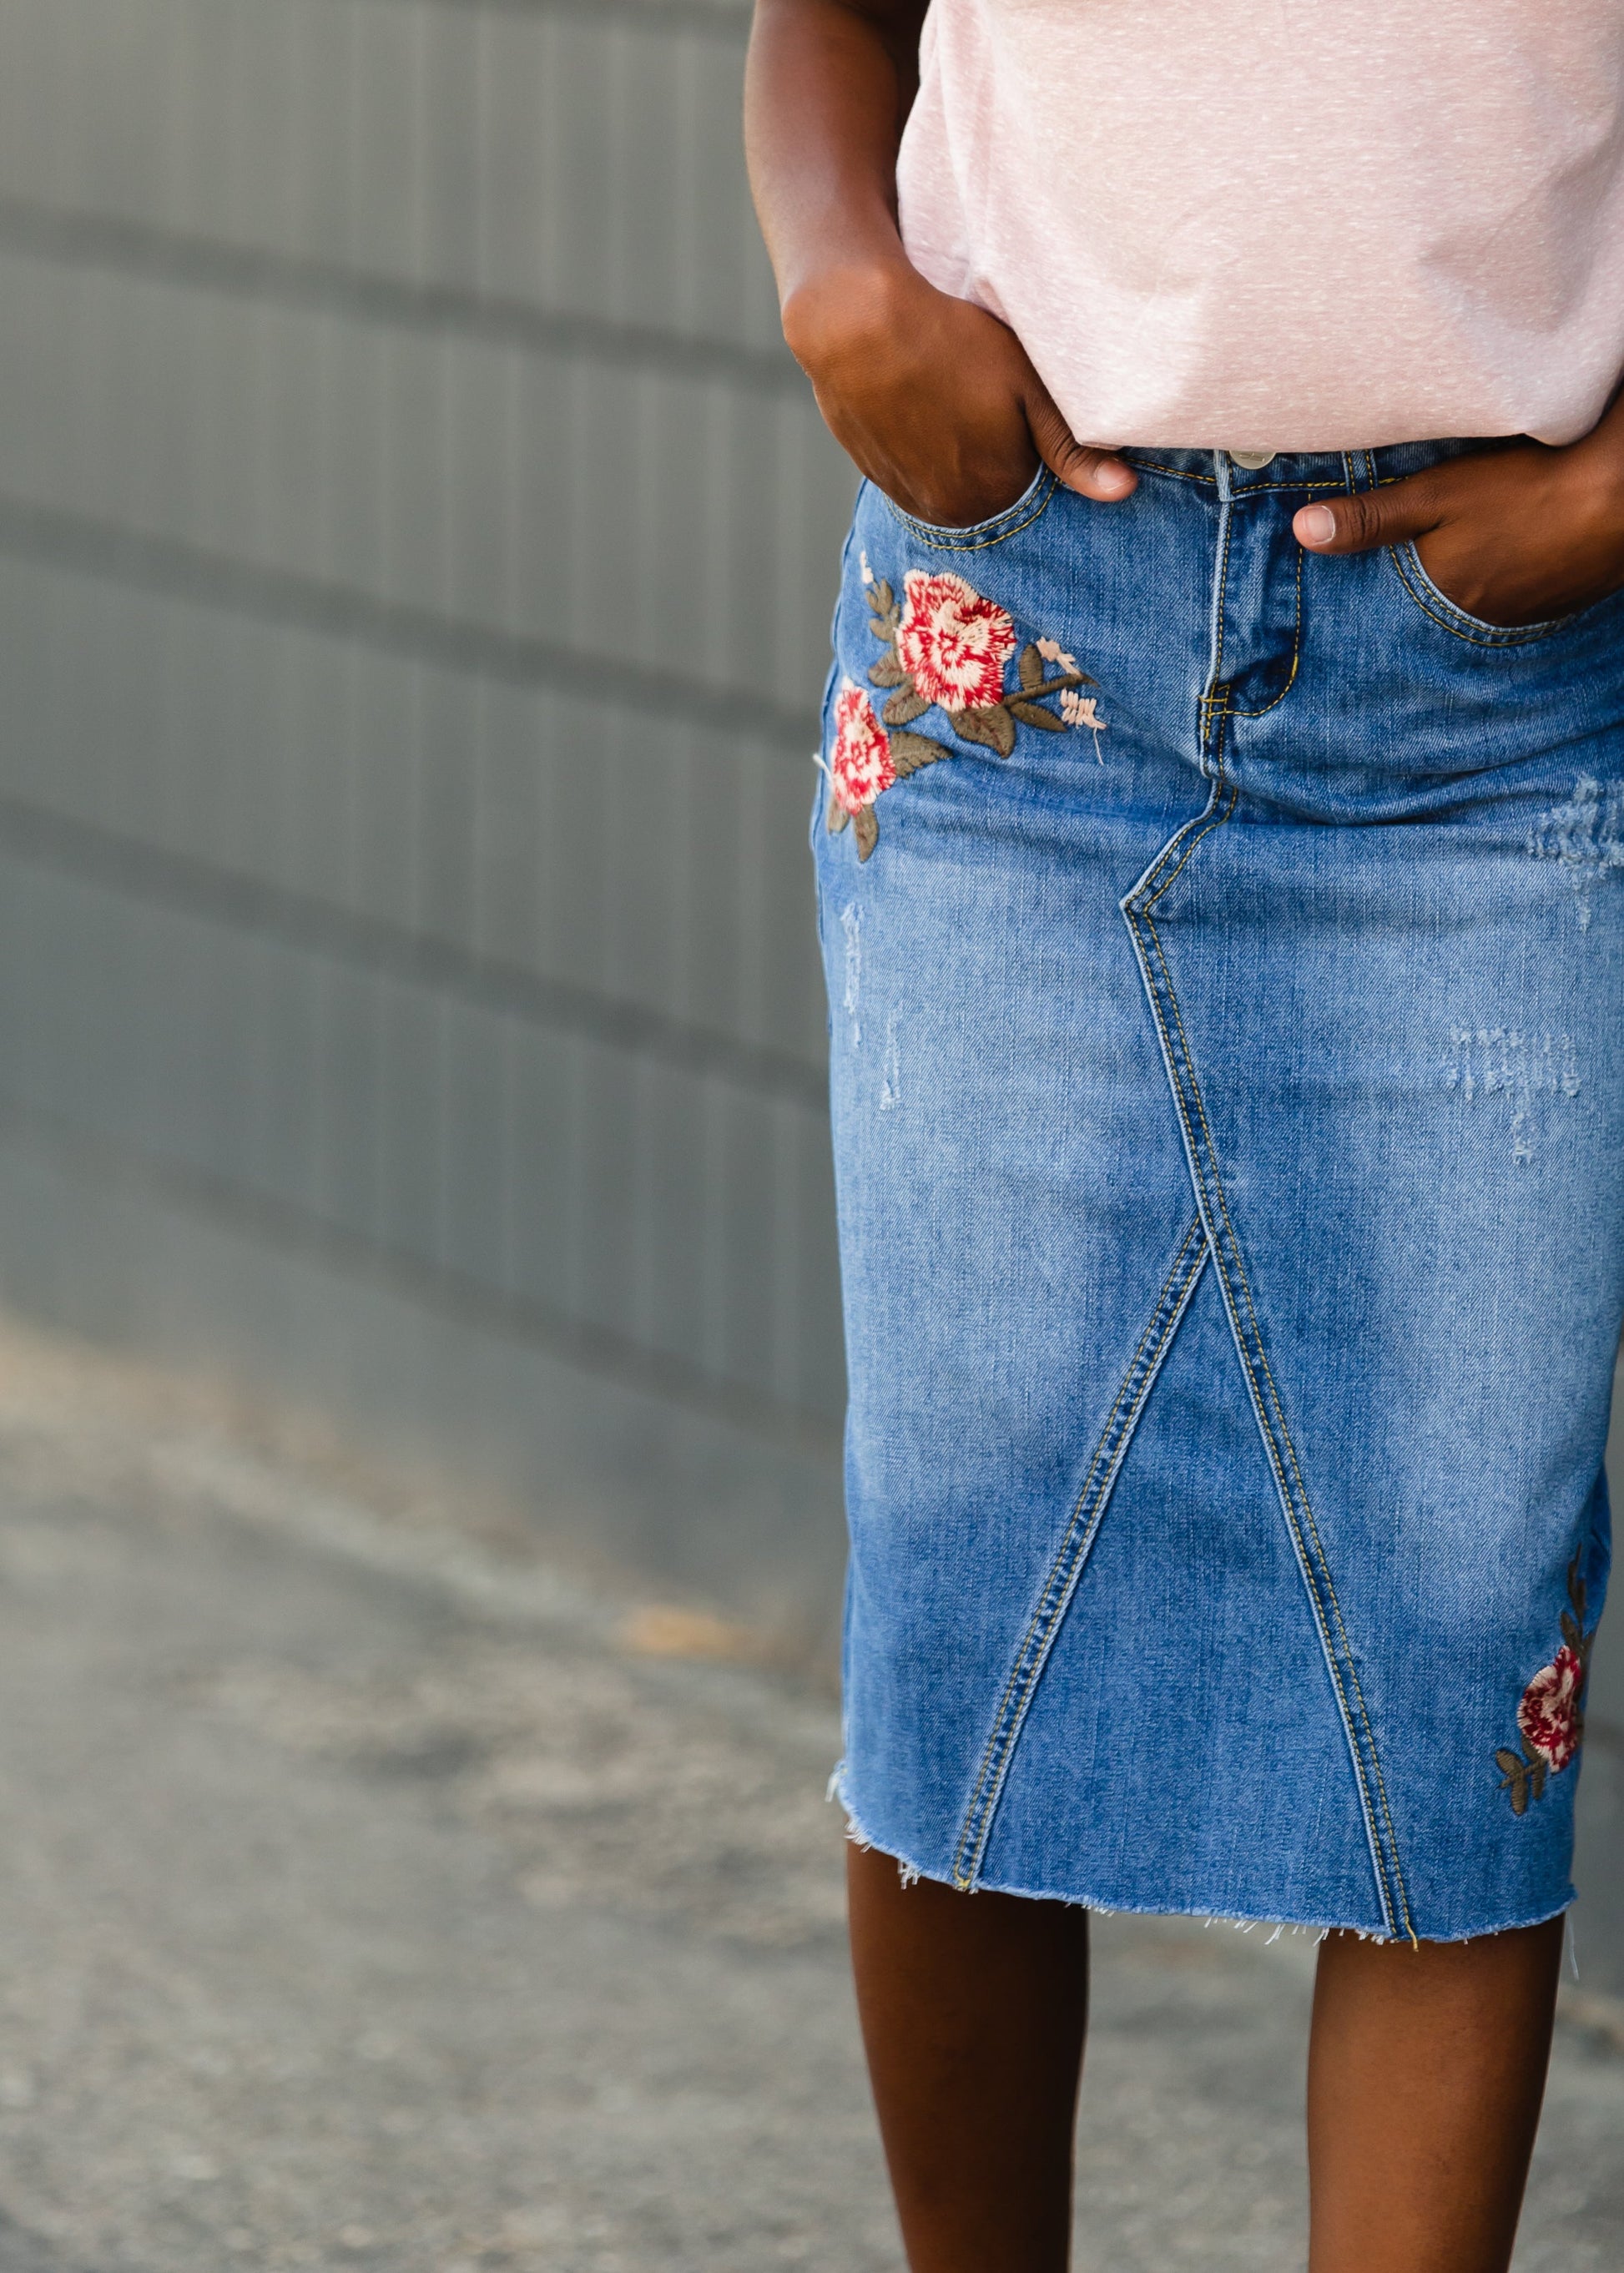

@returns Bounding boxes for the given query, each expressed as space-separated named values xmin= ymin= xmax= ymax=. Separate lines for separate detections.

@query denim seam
xmin=1126 ymin=459 xmax=1218 ymax=487
xmin=1142 ymin=771 xmax=1238 ymax=909
xmin=883 ymin=470 xmax=1059 ymax=552
xmin=1138 ymin=908 xmax=1415 ymax=1942
xmin=1386 ymin=540 xmax=1572 ymax=649
xmin=1204 ymin=499 xmax=1238 ymax=719
xmin=1228 ymin=542 xmax=1304 ymax=720
xmin=1128 ymin=461 xmax=1352 ymax=496
xmin=950 ymin=1218 xmax=1212 ymax=1890
xmin=1121 ymin=472 xmax=1412 ymax=1938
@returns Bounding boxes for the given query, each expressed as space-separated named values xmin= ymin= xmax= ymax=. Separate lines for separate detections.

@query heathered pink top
xmin=896 ymin=1 xmax=1624 ymax=451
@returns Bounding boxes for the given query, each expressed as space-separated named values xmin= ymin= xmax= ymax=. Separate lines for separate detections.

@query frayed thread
xmin=1203 ymin=1914 xmax=1341 ymax=1947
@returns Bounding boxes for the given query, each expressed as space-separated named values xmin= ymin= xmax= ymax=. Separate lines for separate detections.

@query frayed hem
xmin=827 ymin=1768 xmax=1577 ymax=1946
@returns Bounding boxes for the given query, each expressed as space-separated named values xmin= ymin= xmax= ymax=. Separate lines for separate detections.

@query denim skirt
xmin=814 ymin=442 xmax=1620 ymax=1944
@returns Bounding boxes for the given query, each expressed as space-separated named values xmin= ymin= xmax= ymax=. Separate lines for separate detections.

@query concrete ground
xmin=0 ymin=1320 xmax=1613 ymax=2273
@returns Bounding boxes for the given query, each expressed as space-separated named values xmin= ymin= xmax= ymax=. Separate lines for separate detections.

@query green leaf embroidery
xmin=951 ymin=703 xmax=1016 ymax=759
xmin=854 ymin=805 xmax=879 ymax=862
xmin=888 ymin=732 xmax=950 ymax=777
xmin=883 ymin=688 xmax=930 ymax=726
xmin=1018 ymin=643 xmax=1043 ymax=693
xmin=867 ymin=654 xmax=907 ymax=688
xmin=1007 ymin=698 xmax=1066 ymax=731
xmin=826 ymin=795 xmax=849 ymax=834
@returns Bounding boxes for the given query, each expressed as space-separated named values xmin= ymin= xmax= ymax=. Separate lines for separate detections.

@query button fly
xmin=1228 ymin=450 xmax=1277 ymax=470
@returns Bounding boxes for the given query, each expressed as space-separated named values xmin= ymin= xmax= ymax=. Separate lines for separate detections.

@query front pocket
xmin=1388 ymin=541 xmax=1576 ymax=649
xmin=882 ymin=466 xmax=1058 ymax=553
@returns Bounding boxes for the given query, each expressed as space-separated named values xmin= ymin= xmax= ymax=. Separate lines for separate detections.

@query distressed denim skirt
xmin=813 ymin=441 xmax=1619 ymax=1944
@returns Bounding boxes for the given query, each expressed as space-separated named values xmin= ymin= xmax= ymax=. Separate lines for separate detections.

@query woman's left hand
xmin=1292 ymin=417 xmax=1624 ymax=627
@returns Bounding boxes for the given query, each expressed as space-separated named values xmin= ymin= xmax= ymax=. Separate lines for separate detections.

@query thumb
xmin=1294 ymin=474 xmax=1445 ymax=556
xmin=1023 ymin=374 xmax=1137 ymax=502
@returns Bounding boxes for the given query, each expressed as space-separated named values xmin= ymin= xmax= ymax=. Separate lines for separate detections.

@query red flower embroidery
xmin=829 ymin=682 xmax=895 ymax=814
xmin=829 ymin=567 xmax=1104 ymax=859
xmin=895 ymin=572 xmax=1017 ymax=713
xmin=1516 ymin=1645 xmax=1584 ymax=1771
xmin=1495 ymin=1553 xmax=1595 ymax=1814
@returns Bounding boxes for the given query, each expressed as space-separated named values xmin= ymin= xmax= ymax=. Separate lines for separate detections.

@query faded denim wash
xmin=814 ymin=442 xmax=1620 ymax=1944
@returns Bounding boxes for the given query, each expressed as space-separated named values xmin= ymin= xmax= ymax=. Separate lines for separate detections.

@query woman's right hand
xmin=782 ymin=257 xmax=1137 ymax=527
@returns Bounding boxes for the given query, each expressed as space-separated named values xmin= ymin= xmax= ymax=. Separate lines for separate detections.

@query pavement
xmin=0 ymin=1316 xmax=1613 ymax=2272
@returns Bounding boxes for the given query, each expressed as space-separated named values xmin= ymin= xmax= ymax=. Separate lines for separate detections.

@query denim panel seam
xmin=950 ymin=1218 xmax=1212 ymax=1890
xmin=1126 ymin=889 xmax=1415 ymax=1943
xmin=883 ymin=469 xmax=1059 ymax=552
xmin=1205 ymin=498 xmax=1238 ymax=718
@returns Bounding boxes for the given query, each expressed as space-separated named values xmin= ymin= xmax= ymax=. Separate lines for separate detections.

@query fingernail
xmin=1092 ymin=461 xmax=1134 ymax=498
xmin=1297 ymin=504 xmax=1336 ymax=544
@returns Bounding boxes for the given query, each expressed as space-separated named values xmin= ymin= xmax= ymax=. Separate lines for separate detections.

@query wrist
xmin=781 ymin=255 xmax=924 ymax=378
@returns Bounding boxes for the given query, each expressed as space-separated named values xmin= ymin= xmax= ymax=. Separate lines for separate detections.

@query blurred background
xmin=0 ymin=0 xmax=856 ymax=1644
xmin=0 ymin=4 xmax=1612 ymax=2265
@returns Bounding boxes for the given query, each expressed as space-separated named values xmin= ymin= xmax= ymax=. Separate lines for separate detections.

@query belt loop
xmin=1213 ymin=450 xmax=1233 ymax=504
xmin=1342 ymin=448 xmax=1381 ymax=496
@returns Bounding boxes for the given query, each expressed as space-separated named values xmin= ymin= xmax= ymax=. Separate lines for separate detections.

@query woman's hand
xmin=745 ymin=0 xmax=1133 ymax=529
xmin=783 ymin=257 xmax=1135 ymax=527
xmin=1293 ymin=421 xmax=1624 ymax=627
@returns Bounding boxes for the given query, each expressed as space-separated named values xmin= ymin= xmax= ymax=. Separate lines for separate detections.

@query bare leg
xmin=846 ymin=1841 xmax=1089 ymax=2273
xmin=1307 ymin=1914 xmax=1564 ymax=2273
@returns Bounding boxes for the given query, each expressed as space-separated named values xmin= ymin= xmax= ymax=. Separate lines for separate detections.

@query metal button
xmin=1228 ymin=450 xmax=1277 ymax=470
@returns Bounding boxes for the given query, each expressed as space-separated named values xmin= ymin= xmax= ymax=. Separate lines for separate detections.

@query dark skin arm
xmin=744 ymin=0 xmax=1137 ymax=526
xmin=749 ymin=0 xmax=1624 ymax=622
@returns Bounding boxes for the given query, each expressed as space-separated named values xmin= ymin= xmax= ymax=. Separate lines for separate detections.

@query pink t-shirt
xmin=896 ymin=1 xmax=1624 ymax=451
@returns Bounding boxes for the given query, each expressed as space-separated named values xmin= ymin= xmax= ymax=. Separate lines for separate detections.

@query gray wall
xmin=0 ymin=0 xmax=1616 ymax=1986
xmin=0 ymin=0 xmax=857 ymax=1640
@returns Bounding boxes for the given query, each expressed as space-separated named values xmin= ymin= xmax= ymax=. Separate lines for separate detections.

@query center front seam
xmin=1122 ymin=879 xmax=1416 ymax=1945
xmin=1113 ymin=480 xmax=1416 ymax=1944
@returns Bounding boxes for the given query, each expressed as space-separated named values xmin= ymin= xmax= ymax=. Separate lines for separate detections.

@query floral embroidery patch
xmin=1495 ymin=1551 xmax=1596 ymax=1815
xmin=825 ymin=566 xmax=1107 ymax=860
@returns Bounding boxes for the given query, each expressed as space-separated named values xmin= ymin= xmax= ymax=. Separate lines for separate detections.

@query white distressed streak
xmin=840 ymin=902 xmax=861 ymax=1047
xmin=1445 ymin=1023 xmax=1582 ymax=1160
xmin=1527 ymin=774 xmax=1624 ymax=931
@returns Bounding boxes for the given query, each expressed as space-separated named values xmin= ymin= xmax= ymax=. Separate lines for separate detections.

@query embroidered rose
xmin=1516 ymin=1645 xmax=1584 ymax=1771
xmin=828 ymin=565 xmax=1107 ymax=859
xmin=829 ymin=682 xmax=895 ymax=814
xmin=895 ymin=572 xmax=1017 ymax=713
xmin=1495 ymin=1553 xmax=1595 ymax=1814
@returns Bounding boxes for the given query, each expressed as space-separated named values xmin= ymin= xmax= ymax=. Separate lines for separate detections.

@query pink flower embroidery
xmin=1516 ymin=1645 xmax=1584 ymax=1771
xmin=829 ymin=681 xmax=895 ymax=814
xmin=895 ymin=572 xmax=1017 ymax=714
xmin=830 ymin=566 xmax=1105 ymax=858
xmin=1495 ymin=1553 xmax=1594 ymax=1813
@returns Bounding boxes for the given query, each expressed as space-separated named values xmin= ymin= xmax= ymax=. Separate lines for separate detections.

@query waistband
xmin=1118 ymin=437 xmax=1511 ymax=495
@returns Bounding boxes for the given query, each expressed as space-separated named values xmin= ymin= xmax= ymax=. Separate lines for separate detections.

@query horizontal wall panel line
xmin=409 ymin=0 xmax=751 ymax=34
xmin=0 ymin=1092 xmax=842 ymax=1457
xmin=0 ymin=791 xmax=830 ymax=1112
xmin=0 ymin=494 xmax=815 ymax=749
xmin=0 ymin=197 xmax=795 ymax=391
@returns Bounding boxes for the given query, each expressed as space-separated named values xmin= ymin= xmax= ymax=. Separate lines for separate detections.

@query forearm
xmin=744 ymin=0 xmax=928 ymax=349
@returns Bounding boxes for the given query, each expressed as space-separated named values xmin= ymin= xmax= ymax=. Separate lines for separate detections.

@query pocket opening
xmin=881 ymin=466 xmax=1057 ymax=552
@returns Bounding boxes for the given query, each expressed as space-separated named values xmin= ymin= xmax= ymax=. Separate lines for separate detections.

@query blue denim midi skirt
xmin=814 ymin=441 xmax=1619 ymax=1945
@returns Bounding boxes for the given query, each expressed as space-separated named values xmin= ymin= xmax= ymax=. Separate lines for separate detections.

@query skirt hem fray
xmin=832 ymin=1767 xmax=1576 ymax=1947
